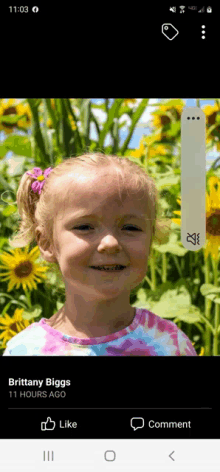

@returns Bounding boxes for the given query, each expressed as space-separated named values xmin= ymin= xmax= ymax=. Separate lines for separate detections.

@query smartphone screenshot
xmin=0 ymin=3 xmax=219 ymax=472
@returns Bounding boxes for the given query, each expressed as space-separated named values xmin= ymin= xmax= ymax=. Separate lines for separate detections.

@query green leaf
xmin=21 ymin=305 xmax=42 ymax=320
xmin=0 ymin=293 xmax=13 ymax=300
xmin=0 ymin=144 xmax=8 ymax=158
xmin=134 ymin=281 xmax=203 ymax=324
xmin=155 ymin=174 xmax=180 ymax=190
xmin=2 ymin=205 xmax=17 ymax=217
xmin=27 ymin=99 xmax=42 ymax=109
xmin=90 ymin=103 xmax=106 ymax=110
xmin=201 ymin=282 xmax=220 ymax=304
xmin=0 ymin=174 xmax=13 ymax=192
xmin=166 ymin=121 xmax=181 ymax=137
xmin=133 ymin=287 xmax=152 ymax=310
xmin=153 ymin=242 xmax=188 ymax=256
xmin=26 ymin=99 xmax=48 ymax=160
xmin=0 ymin=239 xmax=9 ymax=250
xmin=3 ymin=135 xmax=32 ymax=157
xmin=121 ymin=99 xmax=150 ymax=154
xmin=1 ymin=301 xmax=12 ymax=317
xmin=150 ymin=286 xmax=191 ymax=319
xmin=98 ymin=99 xmax=124 ymax=150
xmin=213 ymin=298 xmax=220 ymax=304
xmin=56 ymin=301 xmax=64 ymax=311
xmin=81 ymin=99 xmax=91 ymax=149
xmin=6 ymin=300 xmax=29 ymax=311
xmin=172 ymin=305 xmax=203 ymax=323
xmin=153 ymin=233 xmax=188 ymax=256
xmin=0 ymin=114 xmax=27 ymax=124
xmin=200 ymin=283 xmax=220 ymax=295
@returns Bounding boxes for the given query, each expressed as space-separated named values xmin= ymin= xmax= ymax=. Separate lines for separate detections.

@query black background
xmin=2 ymin=358 xmax=217 ymax=438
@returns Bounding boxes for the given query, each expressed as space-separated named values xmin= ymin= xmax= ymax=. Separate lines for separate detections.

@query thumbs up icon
xmin=41 ymin=417 xmax=56 ymax=431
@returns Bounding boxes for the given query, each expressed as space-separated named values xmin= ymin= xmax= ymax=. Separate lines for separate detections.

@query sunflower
xmin=0 ymin=99 xmax=32 ymax=135
xmin=203 ymin=103 xmax=220 ymax=151
xmin=172 ymin=176 xmax=220 ymax=261
xmin=0 ymin=308 xmax=34 ymax=350
xmin=0 ymin=245 xmax=49 ymax=292
xmin=123 ymin=99 xmax=137 ymax=107
xmin=151 ymin=99 xmax=185 ymax=130
xmin=130 ymin=135 xmax=170 ymax=159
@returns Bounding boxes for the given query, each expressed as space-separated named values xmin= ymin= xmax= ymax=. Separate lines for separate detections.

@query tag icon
xmin=162 ymin=24 xmax=179 ymax=40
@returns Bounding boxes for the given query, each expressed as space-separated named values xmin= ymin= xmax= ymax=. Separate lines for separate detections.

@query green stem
xmin=24 ymin=288 xmax=32 ymax=310
xmin=27 ymin=99 xmax=48 ymax=162
xmin=172 ymin=254 xmax=183 ymax=278
xmin=162 ymin=253 xmax=167 ymax=283
xmin=204 ymin=252 xmax=212 ymax=356
xmin=144 ymin=275 xmax=153 ymax=290
xmin=145 ymin=146 xmax=149 ymax=173
xmin=150 ymin=248 xmax=156 ymax=291
xmin=189 ymin=252 xmax=192 ymax=280
xmin=197 ymin=312 xmax=215 ymax=333
xmin=212 ymin=256 xmax=220 ymax=356
xmin=43 ymin=99 xmax=49 ymax=157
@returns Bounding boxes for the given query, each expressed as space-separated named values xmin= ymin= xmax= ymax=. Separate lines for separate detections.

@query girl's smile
xmin=88 ymin=266 xmax=128 ymax=276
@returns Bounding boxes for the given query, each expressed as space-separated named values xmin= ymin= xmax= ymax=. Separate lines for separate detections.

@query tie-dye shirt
xmin=2 ymin=307 xmax=197 ymax=356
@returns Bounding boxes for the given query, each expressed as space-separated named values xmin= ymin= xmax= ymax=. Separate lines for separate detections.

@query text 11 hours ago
xmin=9 ymin=391 xmax=67 ymax=398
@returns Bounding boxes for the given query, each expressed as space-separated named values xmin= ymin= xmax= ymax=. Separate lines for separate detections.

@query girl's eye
xmin=73 ymin=225 xmax=141 ymax=231
xmin=73 ymin=225 xmax=93 ymax=230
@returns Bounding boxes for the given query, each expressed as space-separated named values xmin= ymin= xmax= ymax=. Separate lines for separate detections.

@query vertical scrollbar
xmin=181 ymin=107 xmax=206 ymax=250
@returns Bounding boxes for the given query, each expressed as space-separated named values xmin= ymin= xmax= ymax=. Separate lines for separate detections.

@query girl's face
xmin=45 ymin=167 xmax=152 ymax=299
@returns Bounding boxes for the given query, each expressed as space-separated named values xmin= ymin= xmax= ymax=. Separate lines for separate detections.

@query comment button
xmin=130 ymin=417 xmax=145 ymax=431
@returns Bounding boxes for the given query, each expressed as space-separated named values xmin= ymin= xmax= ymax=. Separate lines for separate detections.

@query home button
xmin=104 ymin=450 xmax=116 ymax=461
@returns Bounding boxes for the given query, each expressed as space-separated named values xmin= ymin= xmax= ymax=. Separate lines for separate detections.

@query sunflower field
xmin=0 ymin=98 xmax=220 ymax=356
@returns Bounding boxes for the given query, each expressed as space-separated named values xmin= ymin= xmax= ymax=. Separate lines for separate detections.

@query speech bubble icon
xmin=130 ymin=417 xmax=144 ymax=431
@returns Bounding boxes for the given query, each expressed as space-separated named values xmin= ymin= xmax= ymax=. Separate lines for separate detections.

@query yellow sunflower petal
xmin=0 ymin=313 xmax=14 ymax=325
xmin=28 ymin=246 xmax=41 ymax=260
xmin=206 ymin=191 xmax=211 ymax=214
xmin=208 ymin=177 xmax=220 ymax=210
xmin=204 ymin=237 xmax=219 ymax=261
xmin=208 ymin=176 xmax=219 ymax=187
xmin=171 ymin=218 xmax=181 ymax=226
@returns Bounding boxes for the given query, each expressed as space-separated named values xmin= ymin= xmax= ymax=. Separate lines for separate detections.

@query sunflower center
xmin=161 ymin=115 xmax=170 ymax=126
xmin=14 ymin=261 xmax=33 ymax=278
xmin=206 ymin=209 xmax=220 ymax=236
xmin=3 ymin=106 xmax=17 ymax=116
xmin=10 ymin=323 xmax=18 ymax=333
xmin=2 ymin=106 xmax=17 ymax=128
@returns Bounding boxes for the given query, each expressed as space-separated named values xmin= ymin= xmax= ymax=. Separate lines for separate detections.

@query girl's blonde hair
xmin=9 ymin=152 xmax=170 ymax=263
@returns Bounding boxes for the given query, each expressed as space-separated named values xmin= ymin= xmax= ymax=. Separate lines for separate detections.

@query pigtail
xmin=9 ymin=170 xmax=40 ymax=248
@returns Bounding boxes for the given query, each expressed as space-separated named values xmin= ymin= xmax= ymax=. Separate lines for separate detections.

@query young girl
xmin=3 ymin=152 xmax=197 ymax=356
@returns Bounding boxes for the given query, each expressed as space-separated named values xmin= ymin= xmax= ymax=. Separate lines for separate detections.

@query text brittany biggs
xmin=8 ymin=378 xmax=71 ymax=388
